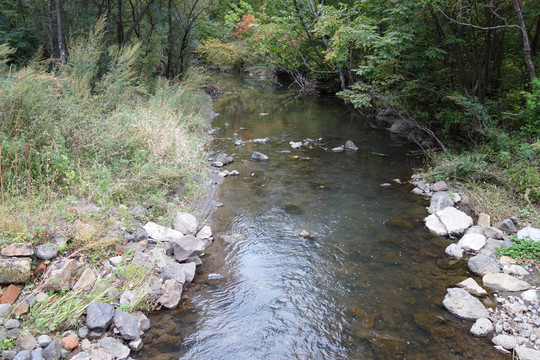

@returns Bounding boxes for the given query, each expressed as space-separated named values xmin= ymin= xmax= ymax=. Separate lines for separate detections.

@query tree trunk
xmin=117 ymin=0 xmax=124 ymax=46
xmin=166 ymin=0 xmax=173 ymax=77
xmin=121 ymin=0 xmax=156 ymax=47
xmin=47 ymin=0 xmax=56 ymax=68
xmin=55 ymin=0 xmax=66 ymax=65
xmin=512 ymin=0 xmax=536 ymax=82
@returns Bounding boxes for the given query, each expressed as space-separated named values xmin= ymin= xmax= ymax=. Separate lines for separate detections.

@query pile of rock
xmin=0 ymin=210 xmax=213 ymax=360
xmin=411 ymin=174 xmax=540 ymax=358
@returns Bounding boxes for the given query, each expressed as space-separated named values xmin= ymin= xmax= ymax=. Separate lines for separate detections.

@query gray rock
xmin=470 ymin=318 xmax=493 ymax=337
xmin=0 ymin=303 xmax=11 ymax=317
xmin=465 ymin=225 xmax=484 ymax=235
xmin=411 ymin=188 xmax=423 ymax=195
xmin=499 ymin=218 xmax=518 ymax=234
xmin=428 ymin=192 xmax=454 ymax=214
xmin=73 ymin=268 xmax=97 ymax=292
xmin=468 ymin=254 xmax=500 ymax=276
xmin=445 ymin=244 xmax=463 ymax=259
xmin=424 ymin=207 xmax=473 ymax=236
xmin=457 ymin=233 xmax=486 ymax=252
xmin=173 ymin=212 xmax=198 ymax=235
xmin=187 ymin=255 xmax=202 ymax=266
xmin=210 ymin=161 xmax=223 ymax=167
xmin=484 ymin=226 xmax=504 ymax=239
xmin=379 ymin=183 xmax=391 ymax=188
xmin=18 ymin=331 xmax=37 ymax=351
xmin=234 ymin=139 xmax=244 ymax=146
xmin=13 ymin=351 xmax=31 ymax=360
xmin=483 ymin=273 xmax=530 ymax=292
xmin=78 ymin=326 xmax=89 ymax=339
xmin=86 ymin=302 xmax=115 ymax=331
xmin=35 ymin=244 xmax=58 ymax=260
xmin=157 ymin=279 xmax=182 ymax=309
xmin=128 ymin=339 xmax=143 ymax=351
xmin=492 ymin=334 xmax=517 ymax=350
xmin=344 ymin=140 xmax=358 ymax=151
xmin=516 ymin=227 xmax=540 ymax=242
xmin=30 ymin=348 xmax=43 ymax=360
xmin=389 ymin=119 xmax=412 ymax=134
xmin=480 ymin=239 xmax=505 ymax=256
xmin=120 ymin=290 xmax=136 ymax=306
xmin=69 ymin=351 xmax=90 ymax=360
xmin=503 ymin=264 xmax=529 ymax=276
xmin=215 ymin=153 xmax=233 ymax=165
xmin=3 ymin=351 xmax=17 ymax=360
xmin=159 ymin=260 xmax=186 ymax=285
xmin=131 ymin=205 xmax=147 ymax=219
xmin=521 ymin=289 xmax=539 ymax=303
xmin=60 ymin=349 xmax=70 ymax=358
xmin=114 ymin=309 xmax=141 ymax=340
xmin=98 ymin=337 xmax=130 ymax=360
xmin=6 ymin=328 xmax=19 ymax=339
xmin=253 ymin=138 xmax=269 ymax=144
xmin=443 ymin=287 xmax=489 ymax=320
xmin=180 ymin=262 xmax=196 ymax=283
xmin=331 ymin=146 xmax=344 ymax=152
xmin=5 ymin=319 xmax=20 ymax=329
xmin=134 ymin=312 xmax=151 ymax=332
xmin=131 ymin=252 xmax=152 ymax=268
xmin=196 ymin=226 xmax=212 ymax=240
xmin=37 ymin=335 xmax=52 ymax=348
xmin=457 ymin=278 xmax=487 ymax=296
xmin=515 ymin=346 xmax=540 ymax=360
xmin=142 ymin=222 xmax=168 ymax=241
xmin=252 ymin=151 xmax=269 ymax=161
xmin=0 ymin=258 xmax=32 ymax=284
xmin=42 ymin=340 xmax=62 ymax=360
xmin=171 ymin=235 xmax=205 ymax=256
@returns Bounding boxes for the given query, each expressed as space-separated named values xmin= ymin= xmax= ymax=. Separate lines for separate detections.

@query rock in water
xmin=289 ymin=141 xmax=302 ymax=149
xmin=331 ymin=146 xmax=344 ymax=152
xmin=345 ymin=140 xmax=358 ymax=151
xmin=445 ymin=244 xmax=463 ymax=259
xmin=214 ymin=153 xmax=233 ymax=165
xmin=253 ymin=138 xmax=270 ymax=144
xmin=113 ymin=310 xmax=141 ymax=340
xmin=442 ymin=287 xmax=489 ymax=320
xmin=158 ymin=279 xmax=182 ymax=309
xmin=470 ymin=318 xmax=493 ymax=337
xmin=252 ymin=152 xmax=269 ymax=161
xmin=424 ymin=207 xmax=473 ymax=236
xmin=457 ymin=278 xmax=487 ymax=296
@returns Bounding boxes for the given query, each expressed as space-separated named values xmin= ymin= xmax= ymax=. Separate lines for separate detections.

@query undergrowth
xmin=0 ymin=20 xmax=211 ymax=253
xmin=497 ymin=236 xmax=540 ymax=263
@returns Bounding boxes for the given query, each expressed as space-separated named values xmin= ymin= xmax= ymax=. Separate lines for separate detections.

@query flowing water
xmin=136 ymin=76 xmax=504 ymax=359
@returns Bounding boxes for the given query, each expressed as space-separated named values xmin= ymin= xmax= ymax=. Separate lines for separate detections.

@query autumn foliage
xmin=235 ymin=14 xmax=255 ymax=36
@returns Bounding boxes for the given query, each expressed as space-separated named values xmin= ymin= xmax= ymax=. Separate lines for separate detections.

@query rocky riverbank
xmin=411 ymin=175 xmax=540 ymax=359
xmin=0 ymin=209 xmax=217 ymax=360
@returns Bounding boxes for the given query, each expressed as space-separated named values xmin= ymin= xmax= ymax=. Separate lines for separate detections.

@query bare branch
xmin=433 ymin=4 xmax=519 ymax=30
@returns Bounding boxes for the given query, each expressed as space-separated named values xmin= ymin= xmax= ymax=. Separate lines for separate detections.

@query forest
xmin=0 ymin=0 xmax=539 ymax=220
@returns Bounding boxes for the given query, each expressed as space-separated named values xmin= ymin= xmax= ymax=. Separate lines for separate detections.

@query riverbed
xmin=136 ymin=76 xmax=504 ymax=359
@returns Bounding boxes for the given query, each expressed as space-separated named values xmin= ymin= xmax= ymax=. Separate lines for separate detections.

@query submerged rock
xmin=345 ymin=140 xmax=358 ymax=151
xmin=457 ymin=278 xmax=487 ymax=297
xmin=282 ymin=204 xmax=303 ymax=214
xmin=252 ymin=152 xmax=269 ymax=161
xmin=428 ymin=192 xmax=454 ymax=214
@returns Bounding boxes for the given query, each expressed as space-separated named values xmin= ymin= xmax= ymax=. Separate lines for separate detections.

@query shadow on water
xmin=135 ymin=75 xmax=505 ymax=360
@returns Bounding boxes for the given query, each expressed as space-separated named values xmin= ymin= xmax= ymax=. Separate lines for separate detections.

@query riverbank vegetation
xmin=193 ymin=0 xmax=540 ymax=225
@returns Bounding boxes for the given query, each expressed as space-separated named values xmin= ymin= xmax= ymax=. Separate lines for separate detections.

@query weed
xmin=497 ymin=236 xmax=540 ymax=262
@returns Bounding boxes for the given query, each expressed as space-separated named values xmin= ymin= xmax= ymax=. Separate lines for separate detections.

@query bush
xmin=497 ymin=236 xmax=540 ymax=262
xmin=196 ymin=38 xmax=248 ymax=71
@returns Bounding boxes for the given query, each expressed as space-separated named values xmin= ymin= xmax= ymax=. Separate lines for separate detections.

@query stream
xmin=136 ymin=76 xmax=504 ymax=359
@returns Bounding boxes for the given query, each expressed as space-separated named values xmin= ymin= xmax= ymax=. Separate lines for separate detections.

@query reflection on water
xmin=136 ymin=76 xmax=504 ymax=359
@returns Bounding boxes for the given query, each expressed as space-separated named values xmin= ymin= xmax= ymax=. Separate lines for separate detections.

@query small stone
xmin=2 ymin=350 xmax=17 ymax=360
xmin=73 ymin=268 xmax=97 ymax=292
xmin=431 ymin=181 xmax=448 ymax=192
xmin=18 ymin=331 xmax=37 ymax=351
xmin=457 ymin=278 xmax=487 ymax=296
xmin=128 ymin=339 xmax=143 ymax=351
xmin=428 ymin=191 xmax=454 ymax=214
xmin=379 ymin=183 xmax=391 ymax=188
xmin=499 ymin=218 xmax=518 ymax=234
xmin=113 ymin=309 xmax=141 ymax=340
xmin=457 ymin=233 xmax=486 ymax=252
xmin=98 ymin=337 xmax=130 ymax=360
xmin=0 ymin=303 xmax=11 ymax=317
xmin=5 ymin=319 xmax=21 ymax=329
xmin=12 ymin=350 xmax=31 ymax=360
xmin=30 ymin=348 xmax=43 ymax=360
xmin=78 ymin=326 xmax=89 ymax=339
xmin=344 ymin=140 xmax=358 ymax=151
xmin=445 ymin=244 xmax=463 ymax=259
xmin=503 ymin=264 xmax=529 ymax=276
xmin=252 ymin=151 xmax=269 ymax=161
xmin=90 ymin=347 xmax=112 ymax=360
xmin=80 ymin=339 xmax=92 ymax=352
xmin=331 ymin=146 xmax=344 ymax=152
xmin=0 ymin=284 xmax=22 ymax=305
xmin=515 ymin=346 xmax=540 ymax=360
xmin=468 ymin=254 xmax=499 ymax=276
xmin=492 ymin=334 xmax=517 ymax=350
xmin=13 ymin=301 xmax=29 ymax=316
xmin=470 ymin=318 xmax=493 ymax=337
xmin=299 ymin=230 xmax=310 ymax=238
xmin=70 ymin=351 xmax=90 ymax=360
xmin=43 ymin=259 xmax=77 ymax=291
xmin=1 ymin=243 xmax=33 ymax=257
xmin=253 ymin=137 xmax=269 ymax=144
xmin=411 ymin=188 xmax=423 ymax=195
xmin=37 ymin=335 xmax=52 ymax=348
xmin=196 ymin=226 xmax=212 ymax=240
xmin=477 ymin=213 xmax=490 ymax=228
xmin=484 ymin=226 xmax=504 ymax=239
xmin=86 ymin=302 xmax=115 ymax=331
xmin=42 ymin=340 xmax=62 ymax=360
xmin=210 ymin=161 xmax=223 ymax=167
xmin=521 ymin=290 xmax=539 ymax=303
xmin=499 ymin=255 xmax=517 ymax=265
xmin=134 ymin=312 xmax=151 ymax=332
xmin=61 ymin=334 xmax=79 ymax=351
xmin=120 ymin=290 xmax=136 ymax=306
xmin=157 ymin=279 xmax=182 ymax=309
xmin=35 ymin=244 xmax=58 ymax=260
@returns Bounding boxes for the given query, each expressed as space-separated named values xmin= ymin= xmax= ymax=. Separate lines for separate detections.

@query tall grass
xmin=0 ymin=20 xmax=210 ymax=245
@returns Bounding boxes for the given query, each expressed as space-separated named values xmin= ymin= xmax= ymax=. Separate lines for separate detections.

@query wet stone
xmin=282 ymin=204 xmax=303 ymax=214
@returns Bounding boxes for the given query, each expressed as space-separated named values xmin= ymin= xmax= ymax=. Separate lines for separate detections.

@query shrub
xmin=196 ymin=38 xmax=248 ymax=71
xmin=497 ymin=236 xmax=540 ymax=262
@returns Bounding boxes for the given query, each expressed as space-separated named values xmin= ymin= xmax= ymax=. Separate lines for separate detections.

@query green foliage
xmin=497 ymin=236 xmax=540 ymax=262
xmin=196 ymin=38 xmax=249 ymax=71
xmin=521 ymin=79 xmax=540 ymax=138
